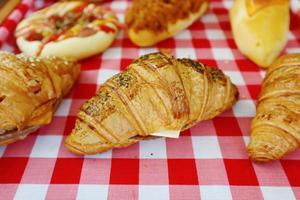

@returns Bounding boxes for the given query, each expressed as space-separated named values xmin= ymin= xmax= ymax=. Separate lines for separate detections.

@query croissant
xmin=230 ymin=0 xmax=290 ymax=67
xmin=248 ymin=53 xmax=300 ymax=162
xmin=65 ymin=52 xmax=238 ymax=154
xmin=0 ymin=51 xmax=80 ymax=145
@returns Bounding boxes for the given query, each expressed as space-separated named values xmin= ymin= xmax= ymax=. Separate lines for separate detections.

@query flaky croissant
xmin=65 ymin=52 xmax=238 ymax=154
xmin=248 ymin=53 xmax=300 ymax=162
xmin=230 ymin=0 xmax=290 ymax=68
xmin=0 ymin=51 xmax=80 ymax=145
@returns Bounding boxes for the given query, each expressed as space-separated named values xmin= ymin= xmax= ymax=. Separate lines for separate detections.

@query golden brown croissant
xmin=230 ymin=0 xmax=290 ymax=68
xmin=0 ymin=51 xmax=80 ymax=145
xmin=65 ymin=52 xmax=238 ymax=154
xmin=248 ymin=53 xmax=300 ymax=162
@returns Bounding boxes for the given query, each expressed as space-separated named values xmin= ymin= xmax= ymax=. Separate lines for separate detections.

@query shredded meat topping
xmin=125 ymin=0 xmax=207 ymax=32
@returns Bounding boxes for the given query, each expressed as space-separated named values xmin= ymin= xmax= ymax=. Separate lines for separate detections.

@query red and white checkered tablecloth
xmin=0 ymin=0 xmax=300 ymax=199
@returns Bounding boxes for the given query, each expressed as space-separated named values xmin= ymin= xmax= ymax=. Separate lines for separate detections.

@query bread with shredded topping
xmin=125 ymin=0 xmax=209 ymax=47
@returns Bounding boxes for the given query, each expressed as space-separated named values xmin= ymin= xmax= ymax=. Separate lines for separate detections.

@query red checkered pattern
xmin=0 ymin=0 xmax=300 ymax=199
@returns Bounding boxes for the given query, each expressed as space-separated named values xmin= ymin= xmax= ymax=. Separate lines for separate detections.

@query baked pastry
xmin=15 ymin=1 xmax=120 ymax=60
xmin=0 ymin=51 xmax=80 ymax=145
xmin=65 ymin=52 xmax=238 ymax=154
xmin=125 ymin=0 xmax=209 ymax=47
xmin=230 ymin=0 xmax=290 ymax=68
xmin=248 ymin=53 xmax=300 ymax=162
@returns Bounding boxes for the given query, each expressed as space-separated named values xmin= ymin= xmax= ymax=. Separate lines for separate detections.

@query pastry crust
xmin=15 ymin=1 xmax=120 ymax=60
xmin=0 ymin=51 xmax=80 ymax=145
xmin=230 ymin=0 xmax=289 ymax=68
xmin=125 ymin=0 xmax=209 ymax=46
xmin=248 ymin=53 xmax=300 ymax=161
xmin=65 ymin=53 xmax=238 ymax=154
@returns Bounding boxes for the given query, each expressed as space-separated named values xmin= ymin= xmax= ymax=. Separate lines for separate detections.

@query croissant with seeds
xmin=0 ymin=51 xmax=80 ymax=145
xmin=65 ymin=52 xmax=238 ymax=154
xmin=248 ymin=53 xmax=300 ymax=161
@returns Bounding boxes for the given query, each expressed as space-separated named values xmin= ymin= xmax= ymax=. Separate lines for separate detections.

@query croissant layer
xmin=248 ymin=53 xmax=300 ymax=161
xmin=0 ymin=51 xmax=80 ymax=145
xmin=65 ymin=53 xmax=238 ymax=154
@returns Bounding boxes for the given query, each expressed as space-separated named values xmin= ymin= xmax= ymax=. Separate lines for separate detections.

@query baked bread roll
xmin=248 ymin=53 xmax=300 ymax=162
xmin=125 ymin=0 xmax=209 ymax=47
xmin=0 ymin=51 xmax=80 ymax=145
xmin=230 ymin=0 xmax=290 ymax=68
xmin=15 ymin=1 xmax=120 ymax=60
xmin=65 ymin=52 xmax=238 ymax=154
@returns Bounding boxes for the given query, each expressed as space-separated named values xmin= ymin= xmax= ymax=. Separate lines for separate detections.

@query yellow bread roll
xmin=230 ymin=0 xmax=290 ymax=68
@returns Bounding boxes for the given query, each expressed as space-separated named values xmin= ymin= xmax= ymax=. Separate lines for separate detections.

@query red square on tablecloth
xmin=110 ymin=159 xmax=139 ymax=184
xmin=193 ymin=39 xmax=211 ymax=48
xmin=168 ymin=159 xmax=198 ymax=185
xmin=213 ymin=117 xmax=242 ymax=136
xmin=281 ymin=160 xmax=300 ymax=186
xmin=72 ymin=84 xmax=97 ymax=99
xmin=0 ymin=157 xmax=28 ymax=183
xmin=224 ymin=159 xmax=258 ymax=186
xmin=51 ymin=158 xmax=84 ymax=184
xmin=247 ymin=85 xmax=261 ymax=100
xmin=79 ymin=55 xmax=101 ymax=70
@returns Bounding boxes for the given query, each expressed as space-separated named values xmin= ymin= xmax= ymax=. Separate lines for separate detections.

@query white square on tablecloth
xmin=54 ymin=99 xmax=71 ymax=116
xmin=243 ymin=136 xmax=250 ymax=146
xmin=140 ymin=138 xmax=167 ymax=159
xmin=102 ymin=48 xmax=122 ymax=59
xmin=175 ymin=30 xmax=192 ymax=39
xmin=139 ymin=185 xmax=169 ymax=200
xmin=97 ymin=69 xmax=120 ymax=85
xmin=286 ymin=48 xmax=300 ymax=54
xmin=111 ymin=1 xmax=127 ymax=10
xmin=30 ymin=136 xmax=62 ymax=158
xmin=14 ymin=184 xmax=48 ymax=200
xmin=206 ymin=30 xmax=226 ymax=40
xmin=202 ymin=14 xmax=218 ymax=23
xmin=192 ymin=136 xmax=222 ymax=159
xmin=176 ymin=48 xmax=197 ymax=59
xmin=223 ymin=1 xmax=233 ymax=9
xmin=261 ymin=186 xmax=296 ymax=200
xmin=232 ymin=100 xmax=256 ymax=117
xmin=0 ymin=146 xmax=5 ymax=157
xmin=224 ymin=71 xmax=245 ymax=85
xmin=212 ymin=48 xmax=234 ymax=60
xmin=260 ymin=70 xmax=266 ymax=78
xmin=77 ymin=185 xmax=108 ymax=200
xmin=85 ymin=150 xmax=112 ymax=159
xmin=200 ymin=185 xmax=232 ymax=200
